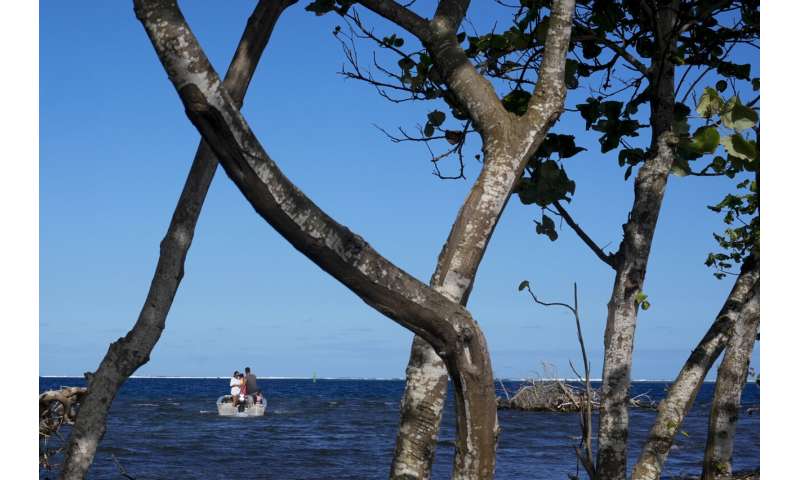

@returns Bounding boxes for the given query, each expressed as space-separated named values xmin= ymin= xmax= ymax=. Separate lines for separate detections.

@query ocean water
xmin=39 ymin=378 xmax=759 ymax=479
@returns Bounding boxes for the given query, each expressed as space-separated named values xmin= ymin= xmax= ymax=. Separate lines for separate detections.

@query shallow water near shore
xmin=39 ymin=378 xmax=759 ymax=479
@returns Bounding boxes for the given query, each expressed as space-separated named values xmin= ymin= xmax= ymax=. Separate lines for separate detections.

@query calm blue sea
xmin=39 ymin=378 xmax=759 ymax=479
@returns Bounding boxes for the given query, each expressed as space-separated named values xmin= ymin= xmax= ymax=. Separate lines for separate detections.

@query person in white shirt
xmin=230 ymin=371 xmax=242 ymax=407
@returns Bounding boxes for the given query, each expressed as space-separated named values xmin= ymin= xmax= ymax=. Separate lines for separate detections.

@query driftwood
xmin=498 ymin=379 xmax=598 ymax=413
xmin=40 ymin=387 xmax=87 ymax=436
xmin=40 ymin=387 xmax=87 ymax=470
xmin=497 ymin=379 xmax=657 ymax=412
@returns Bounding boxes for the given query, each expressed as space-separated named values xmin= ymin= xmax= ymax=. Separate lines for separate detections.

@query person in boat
xmin=229 ymin=371 xmax=244 ymax=407
xmin=244 ymin=367 xmax=260 ymax=403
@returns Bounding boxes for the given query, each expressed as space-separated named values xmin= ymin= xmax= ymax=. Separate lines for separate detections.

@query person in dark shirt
xmin=244 ymin=367 xmax=260 ymax=402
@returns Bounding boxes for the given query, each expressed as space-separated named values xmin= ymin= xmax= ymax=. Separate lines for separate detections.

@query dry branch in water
xmin=496 ymin=377 xmax=656 ymax=413
xmin=40 ymin=387 xmax=87 ymax=437
xmin=497 ymin=378 xmax=597 ymax=413
xmin=40 ymin=387 xmax=87 ymax=470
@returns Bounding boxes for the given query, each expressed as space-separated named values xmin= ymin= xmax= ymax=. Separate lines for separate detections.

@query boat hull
xmin=216 ymin=395 xmax=266 ymax=417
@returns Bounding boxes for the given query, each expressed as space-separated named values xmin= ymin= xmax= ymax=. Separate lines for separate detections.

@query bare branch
xmin=521 ymin=282 xmax=595 ymax=478
xmin=553 ymin=201 xmax=617 ymax=269
xmin=521 ymin=284 xmax=575 ymax=314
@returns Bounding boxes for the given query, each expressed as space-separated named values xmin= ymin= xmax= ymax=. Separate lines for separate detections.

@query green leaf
xmin=533 ymin=16 xmax=550 ymax=44
xmin=576 ymin=98 xmax=603 ymax=130
xmin=690 ymin=126 xmax=721 ymax=153
xmin=305 ymin=0 xmax=336 ymax=15
xmin=564 ymin=59 xmax=579 ymax=89
xmin=641 ymin=300 xmax=651 ymax=311
xmin=518 ymin=280 xmax=530 ymax=292
xmin=427 ymin=110 xmax=446 ymax=127
xmin=535 ymin=134 xmax=586 ymax=160
xmin=534 ymin=213 xmax=558 ymax=241
xmin=697 ymin=87 xmax=724 ymax=118
xmin=634 ymin=291 xmax=648 ymax=304
xmin=618 ymin=148 xmax=646 ymax=167
xmin=444 ymin=130 xmax=464 ymax=145
xmin=517 ymin=160 xmax=576 ymax=206
xmin=717 ymin=61 xmax=751 ymax=80
xmin=397 ymin=57 xmax=415 ymax=71
xmin=721 ymin=101 xmax=758 ymax=132
xmin=721 ymin=134 xmax=757 ymax=161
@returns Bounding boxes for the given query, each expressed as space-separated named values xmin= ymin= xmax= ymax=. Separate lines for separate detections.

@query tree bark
xmin=383 ymin=1 xmax=576 ymax=478
xmin=702 ymin=282 xmax=760 ymax=480
xmin=58 ymin=2 xmax=295 ymax=478
xmin=632 ymin=257 xmax=759 ymax=480
xmin=596 ymin=3 xmax=679 ymax=479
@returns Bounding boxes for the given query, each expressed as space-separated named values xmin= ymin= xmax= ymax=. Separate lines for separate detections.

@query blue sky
xmin=40 ymin=1 xmax=759 ymax=379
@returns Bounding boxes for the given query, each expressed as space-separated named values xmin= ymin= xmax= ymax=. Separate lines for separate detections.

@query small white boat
xmin=216 ymin=395 xmax=267 ymax=417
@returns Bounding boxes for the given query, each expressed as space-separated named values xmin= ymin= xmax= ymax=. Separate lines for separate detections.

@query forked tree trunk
xmin=702 ymin=284 xmax=760 ymax=480
xmin=391 ymin=138 xmax=560 ymax=479
xmin=596 ymin=3 xmax=679 ymax=479
xmin=631 ymin=257 xmax=759 ymax=480
xmin=387 ymin=1 xmax=576 ymax=477
xmin=58 ymin=2 xmax=295 ymax=478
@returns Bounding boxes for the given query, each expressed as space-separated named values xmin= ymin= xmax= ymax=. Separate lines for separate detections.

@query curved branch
xmin=553 ymin=201 xmax=617 ymax=269
xmin=521 ymin=284 xmax=575 ymax=314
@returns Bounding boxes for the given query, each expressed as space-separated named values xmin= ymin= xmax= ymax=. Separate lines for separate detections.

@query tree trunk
xmin=632 ymin=257 xmax=759 ymax=480
xmin=702 ymin=284 xmax=760 ymax=480
xmin=391 ymin=336 xmax=450 ymax=480
xmin=596 ymin=4 xmax=678 ymax=479
xmin=390 ymin=139 xmax=543 ymax=479
xmin=388 ymin=1 xmax=576 ymax=476
xmin=58 ymin=3 xmax=294 ymax=478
